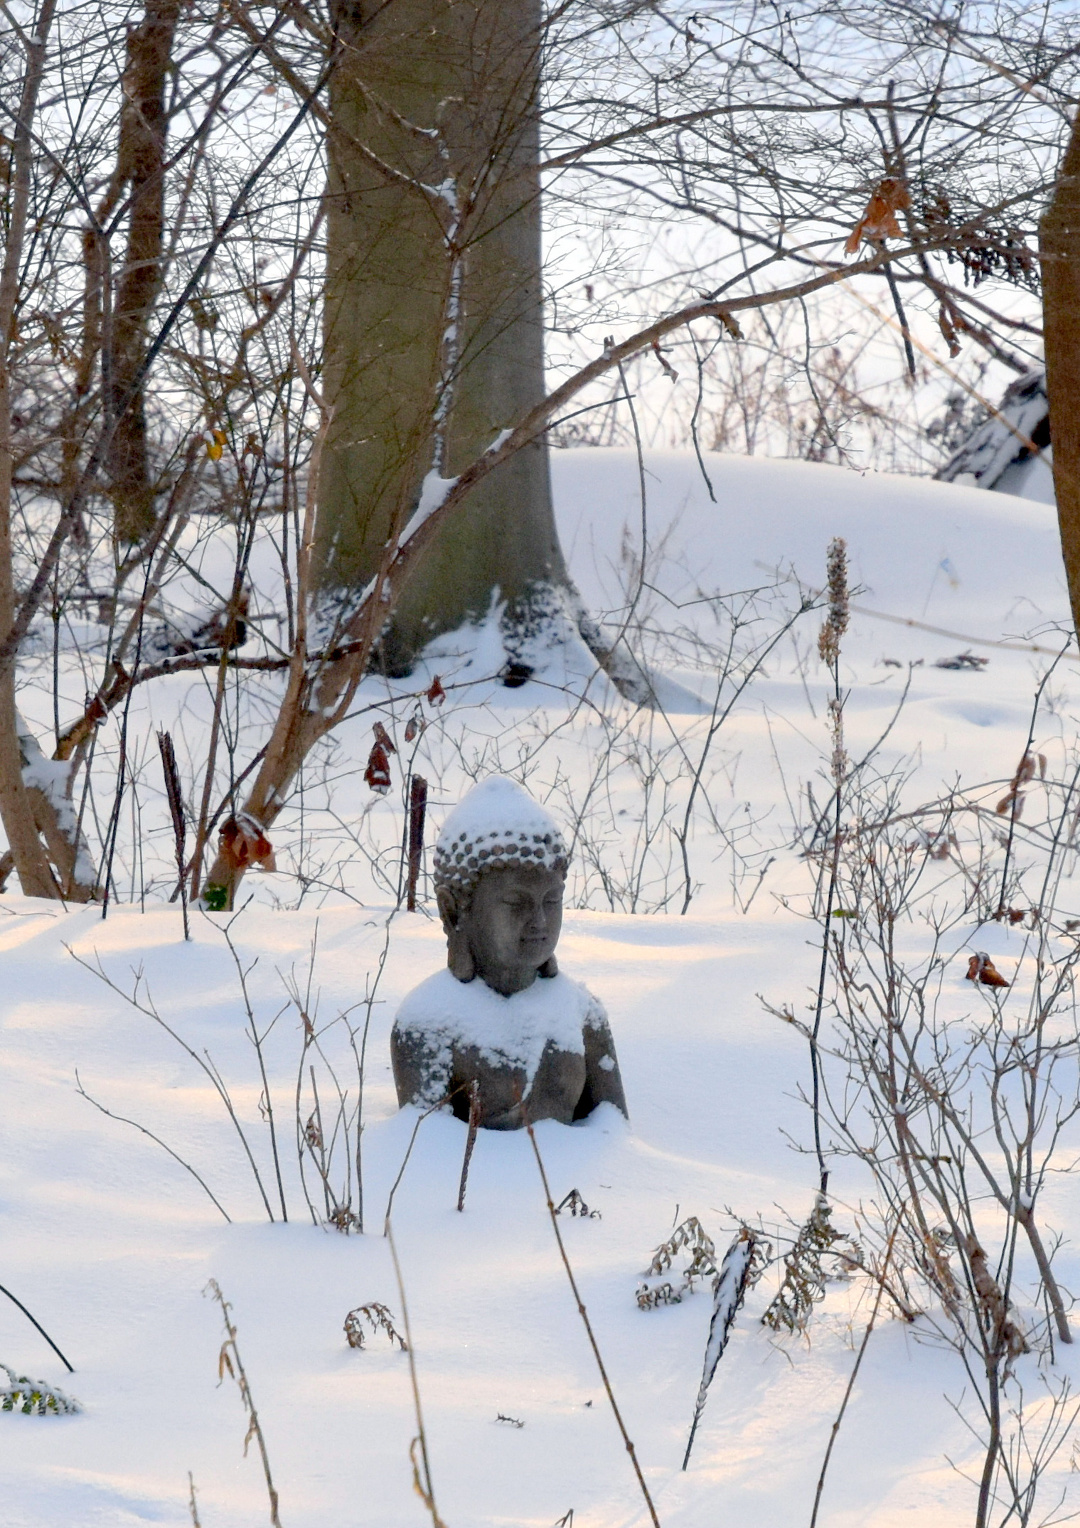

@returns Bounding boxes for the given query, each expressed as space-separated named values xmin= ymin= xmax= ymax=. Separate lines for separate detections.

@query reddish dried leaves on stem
xmin=218 ymin=813 xmax=275 ymax=873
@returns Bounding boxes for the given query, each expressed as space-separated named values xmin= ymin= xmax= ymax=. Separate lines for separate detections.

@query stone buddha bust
xmin=390 ymin=776 xmax=628 ymax=1130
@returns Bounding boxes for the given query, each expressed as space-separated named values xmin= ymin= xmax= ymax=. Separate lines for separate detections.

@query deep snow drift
xmin=1 ymin=450 xmax=1078 ymax=1528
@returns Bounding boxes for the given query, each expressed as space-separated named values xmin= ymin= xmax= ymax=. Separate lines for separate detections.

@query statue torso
xmin=391 ymin=968 xmax=622 ymax=1130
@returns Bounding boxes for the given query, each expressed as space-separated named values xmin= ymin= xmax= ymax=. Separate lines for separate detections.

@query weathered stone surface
xmin=390 ymin=777 xmax=628 ymax=1128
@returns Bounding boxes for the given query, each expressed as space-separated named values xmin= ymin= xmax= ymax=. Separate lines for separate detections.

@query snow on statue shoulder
xmin=390 ymin=776 xmax=628 ymax=1130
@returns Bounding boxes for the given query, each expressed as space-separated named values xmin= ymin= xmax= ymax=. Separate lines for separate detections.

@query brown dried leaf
xmin=218 ymin=814 xmax=275 ymax=872
xmin=845 ymin=177 xmax=911 ymax=254
xmin=426 ymin=675 xmax=446 ymax=706
xmin=937 ymin=302 xmax=961 ymax=359
xmin=372 ymin=720 xmax=396 ymax=754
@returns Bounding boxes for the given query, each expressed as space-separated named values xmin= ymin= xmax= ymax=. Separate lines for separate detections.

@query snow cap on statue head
xmin=433 ymin=776 xmax=569 ymax=902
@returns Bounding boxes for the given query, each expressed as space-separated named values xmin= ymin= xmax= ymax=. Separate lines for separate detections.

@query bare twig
xmin=524 ymin=1115 xmax=661 ymax=1528
xmin=385 ymin=1222 xmax=447 ymax=1528
xmin=455 ymin=1079 xmax=480 ymax=1213
xmin=207 ymin=1279 xmax=282 ymax=1528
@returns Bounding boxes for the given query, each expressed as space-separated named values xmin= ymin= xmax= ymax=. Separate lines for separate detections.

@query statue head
xmin=433 ymin=777 xmax=569 ymax=997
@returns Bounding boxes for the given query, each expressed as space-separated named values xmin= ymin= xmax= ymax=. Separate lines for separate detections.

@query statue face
xmin=459 ymin=864 xmax=564 ymax=996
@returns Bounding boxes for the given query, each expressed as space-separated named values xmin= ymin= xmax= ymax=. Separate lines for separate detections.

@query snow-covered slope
xmin=553 ymin=448 xmax=1065 ymax=645
xmin=2 ymin=451 xmax=1079 ymax=1528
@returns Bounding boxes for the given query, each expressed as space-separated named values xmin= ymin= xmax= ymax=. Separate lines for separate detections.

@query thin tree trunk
xmin=106 ymin=0 xmax=181 ymax=543
xmin=0 ymin=1 xmax=63 ymax=899
xmin=1041 ymin=108 xmax=1080 ymax=636
xmin=975 ymin=1359 xmax=1002 ymax=1528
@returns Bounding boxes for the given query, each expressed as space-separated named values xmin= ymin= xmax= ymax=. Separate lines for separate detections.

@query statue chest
xmin=447 ymin=1039 xmax=588 ymax=1130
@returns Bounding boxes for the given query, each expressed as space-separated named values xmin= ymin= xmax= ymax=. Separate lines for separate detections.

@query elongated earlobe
xmin=538 ymin=955 xmax=558 ymax=979
xmin=447 ymin=926 xmax=476 ymax=983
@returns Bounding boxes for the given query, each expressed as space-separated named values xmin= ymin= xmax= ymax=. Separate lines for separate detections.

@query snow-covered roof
xmin=936 ymin=368 xmax=1051 ymax=494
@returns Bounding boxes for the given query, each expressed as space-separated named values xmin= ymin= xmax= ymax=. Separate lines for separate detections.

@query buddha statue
xmin=390 ymin=776 xmax=628 ymax=1130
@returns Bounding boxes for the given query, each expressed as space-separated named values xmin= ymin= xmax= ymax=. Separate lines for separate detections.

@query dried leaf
xmin=845 ymin=177 xmax=911 ymax=255
xmin=218 ymin=813 xmax=276 ymax=872
xmin=372 ymin=720 xmax=396 ymax=754
xmin=966 ymin=952 xmax=1009 ymax=988
xmin=937 ymin=302 xmax=961 ymax=358
xmin=426 ymin=675 xmax=446 ymax=706
xmin=555 ymin=1188 xmax=600 ymax=1219
xmin=364 ymin=742 xmax=392 ymax=794
xmin=964 ymin=1234 xmax=1028 ymax=1360
xmin=344 ymin=1302 xmax=407 ymax=1350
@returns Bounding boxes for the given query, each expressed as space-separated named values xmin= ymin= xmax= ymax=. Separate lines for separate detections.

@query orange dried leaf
xmin=966 ymin=952 xmax=1009 ymax=988
xmin=845 ymin=177 xmax=911 ymax=255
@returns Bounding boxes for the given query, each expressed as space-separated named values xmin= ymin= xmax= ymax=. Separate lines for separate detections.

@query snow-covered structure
xmin=936 ymin=368 xmax=1054 ymax=504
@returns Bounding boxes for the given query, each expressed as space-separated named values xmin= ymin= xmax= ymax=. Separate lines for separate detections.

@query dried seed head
xmin=827 ymin=697 xmax=848 ymax=786
xmin=818 ymin=537 xmax=850 ymax=667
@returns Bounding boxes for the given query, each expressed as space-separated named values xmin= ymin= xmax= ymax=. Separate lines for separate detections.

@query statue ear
xmin=437 ymin=887 xmax=476 ymax=982
xmin=447 ymin=925 xmax=476 ymax=983
xmin=436 ymin=886 xmax=460 ymax=935
xmin=538 ymin=955 xmax=558 ymax=979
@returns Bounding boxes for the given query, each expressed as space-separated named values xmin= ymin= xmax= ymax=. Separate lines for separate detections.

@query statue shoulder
xmin=393 ymin=968 xmax=463 ymax=1035
xmin=548 ymin=971 xmax=609 ymax=1031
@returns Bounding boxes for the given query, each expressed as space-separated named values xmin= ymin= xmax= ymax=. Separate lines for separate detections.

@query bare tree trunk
xmin=0 ymin=1 xmax=64 ymax=899
xmin=106 ymin=0 xmax=181 ymax=544
xmin=319 ymin=0 xmax=564 ymax=673
xmin=1041 ymin=108 xmax=1080 ymax=636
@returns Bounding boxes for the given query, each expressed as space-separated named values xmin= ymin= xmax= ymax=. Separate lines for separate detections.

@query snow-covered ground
xmin=2 ymin=450 xmax=1078 ymax=1527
